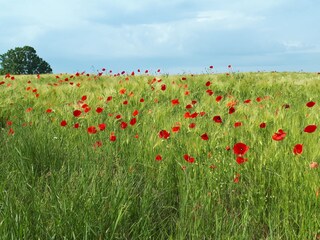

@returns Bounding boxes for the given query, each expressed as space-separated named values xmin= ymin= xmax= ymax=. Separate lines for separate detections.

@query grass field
xmin=0 ymin=71 xmax=319 ymax=239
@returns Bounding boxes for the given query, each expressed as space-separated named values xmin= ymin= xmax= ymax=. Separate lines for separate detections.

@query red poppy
xmin=81 ymin=95 xmax=87 ymax=101
xmin=272 ymin=129 xmax=286 ymax=141
xmin=226 ymin=146 xmax=231 ymax=151
xmin=106 ymin=96 xmax=112 ymax=102
xmin=293 ymin=144 xmax=303 ymax=155
xmin=183 ymin=154 xmax=195 ymax=163
xmin=94 ymin=141 xmax=103 ymax=148
xmin=244 ymin=99 xmax=251 ymax=104
xmin=99 ymin=123 xmax=106 ymax=131
xmin=256 ymin=97 xmax=262 ymax=102
xmin=46 ymin=109 xmax=53 ymax=113
xmin=206 ymin=89 xmax=214 ymax=96
xmin=260 ymin=122 xmax=266 ymax=128
xmin=73 ymin=110 xmax=82 ymax=117
xmin=130 ymin=118 xmax=137 ymax=126
xmin=60 ymin=120 xmax=67 ymax=127
xmin=110 ymin=133 xmax=116 ymax=142
xmin=236 ymin=156 xmax=248 ymax=164
xmin=234 ymin=122 xmax=242 ymax=128
xmin=234 ymin=173 xmax=240 ymax=183
xmin=87 ymin=126 xmax=97 ymax=134
xmin=155 ymin=155 xmax=162 ymax=161
xmin=74 ymin=123 xmax=80 ymax=128
xmin=132 ymin=110 xmax=139 ymax=116
xmin=171 ymin=99 xmax=179 ymax=105
xmin=96 ymin=107 xmax=103 ymax=113
xmin=205 ymin=81 xmax=211 ymax=87
xmin=181 ymin=77 xmax=187 ymax=80
xmin=189 ymin=123 xmax=196 ymax=128
xmin=213 ymin=115 xmax=222 ymax=123
xmin=216 ymin=96 xmax=223 ymax=102
xmin=201 ymin=133 xmax=209 ymax=141
xmin=140 ymin=98 xmax=145 ymax=103
xmin=186 ymin=104 xmax=193 ymax=109
xmin=26 ymin=107 xmax=33 ymax=113
xmin=304 ymin=125 xmax=317 ymax=133
xmin=119 ymin=88 xmax=126 ymax=94
xmin=116 ymin=114 xmax=122 ymax=119
xmin=172 ymin=126 xmax=180 ymax=133
xmin=123 ymin=100 xmax=128 ymax=105
xmin=306 ymin=101 xmax=315 ymax=107
xmin=120 ymin=122 xmax=128 ymax=129
xmin=233 ymin=142 xmax=249 ymax=155
xmin=229 ymin=107 xmax=235 ymax=114
xmin=161 ymin=84 xmax=166 ymax=91
xmin=159 ymin=130 xmax=170 ymax=139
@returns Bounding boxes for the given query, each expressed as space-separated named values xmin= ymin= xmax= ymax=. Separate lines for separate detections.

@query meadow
xmin=0 ymin=70 xmax=319 ymax=239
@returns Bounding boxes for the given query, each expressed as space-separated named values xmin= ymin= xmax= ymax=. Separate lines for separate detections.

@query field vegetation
xmin=0 ymin=70 xmax=319 ymax=239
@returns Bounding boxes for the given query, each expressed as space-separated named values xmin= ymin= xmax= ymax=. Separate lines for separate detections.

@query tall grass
xmin=0 ymin=72 xmax=319 ymax=239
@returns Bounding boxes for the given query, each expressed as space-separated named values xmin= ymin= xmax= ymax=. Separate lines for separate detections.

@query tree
xmin=0 ymin=46 xmax=52 ymax=75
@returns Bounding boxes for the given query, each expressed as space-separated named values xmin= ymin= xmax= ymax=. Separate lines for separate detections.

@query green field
xmin=0 ymin=71 xmax=319 ymax=239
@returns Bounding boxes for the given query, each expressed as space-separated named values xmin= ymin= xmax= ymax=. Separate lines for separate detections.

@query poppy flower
xmin=272 ymin=129 xmax=286 ymax=141
xmin=186 ymin=104 xmax=193 ymax=109
xmin=293 ymin=144 xmax=303 ymax=155
xmin=94 ymin=141 xmax=103 ymax=148
xmin=123 ymin=100 xmax=128 ymax=105
xmin=96 ymin=107 xmax=103 ymax=114
xmin=159 ymin=130 xmax=170 ymax=139
xmin=213 ymin=115 xmax=222 ymax=123
xmin=8 ymin=128 xmax=14 ymax=135
xmin=74 ymin=123 xmax=80 ymax=128
xmin=26 ymin=107 xmax=33 ymax=113
xmin=234 ymin=122 xmax=242 ymax=128
xmin=181 ymin=77 xmax=187 ymax=80
xmin=116 ymin=114 xmax=122 ymax=119
xmin=110 ymin=133 xmax=116 ymax=142
xmin=183 ymin=154 xmax=195 ymax=163
xmin=229 ymin=107 xmax=236 ymax=114
xmin=99 ymin=123 xmax=106 ymax=131
xmin=216 ymin=96 xmax=223 ymax=102
xmin=171 ymin=99 xmax=179 ymax=105
xmin=234 ymin=174 xmax=240 ymax=183
xmin=310 ymin=162 xmax=319 ymax=169
xmin=189 ymin=123 xmax=196 ymax=128
xmin=233 ymin=142 xmax=249 ymax=155
xmin=201 ymin=133 xmax=209 ymax=141
xmin=73 ymin=110 xmax=82 ymax=117
xmin=60 ymin=120 xmax=67 ymax=127
xmin=119 ymin=88 xmax=126 ymax=94
xmin=106 ymin=96 xmax=112 ymax=102
xmin=304 ymin=125 xmax=317 ymax=133
xmin=81 ymin=95 xmax=87 ymax=101
xmin=132 ymin=110 xmax=139 ymax=116
xmin=172 ymin=126 xmax=180 ymax=133
xmin=205 ymin=81 xmax=211 ymax=87
xmin=120 ymin=122 xmax=128 ymax=129
xmin=306 ymin=101 xmax=315 ymax=107
xmin=260 ymin=122 xmax=266 ymax=128
xmin=140 ymin=98 xmax=144 ymax=103
xmin=236 ymin=156 xmax=248 ymax=164
xmin=161 ymin=84 xmax=166 ymax=91
xmin=87 ymin=126 xmax=97 ymax=134
xmin=206 ymin=89 xmax=214 ymax=96
xmin=46 ymin=109 xmax=53 ymax=113
xmin=155 ymin=155 xmax=162 ymax=161
xmin=244 ymin=99 xmax=251 ymax=104
xmin=130 ymin=118 xmax=137 ymax=126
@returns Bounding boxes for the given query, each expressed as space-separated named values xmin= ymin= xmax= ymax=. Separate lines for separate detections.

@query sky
xmin=0 ymin=0 xmax=319 ymax=74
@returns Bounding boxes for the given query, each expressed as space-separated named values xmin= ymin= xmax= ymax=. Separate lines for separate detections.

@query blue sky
xmin=0 ymin=0 xmax=319 ymax=74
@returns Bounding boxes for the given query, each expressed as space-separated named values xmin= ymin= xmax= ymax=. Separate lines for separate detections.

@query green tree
xmin=0 ymin=46 xmax=52 ymax=75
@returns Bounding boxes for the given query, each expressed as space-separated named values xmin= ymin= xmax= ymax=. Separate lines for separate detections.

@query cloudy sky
xmin=0 ymin=0 xmax=319 ymax=74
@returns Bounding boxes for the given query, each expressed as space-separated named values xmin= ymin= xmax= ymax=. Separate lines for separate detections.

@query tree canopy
xmin=0 ymin=46 xmax=52 ymax=75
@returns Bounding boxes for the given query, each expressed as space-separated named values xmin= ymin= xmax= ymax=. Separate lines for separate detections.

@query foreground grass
xmin=0 ymin=71 xmax=319 ymax=239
